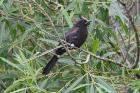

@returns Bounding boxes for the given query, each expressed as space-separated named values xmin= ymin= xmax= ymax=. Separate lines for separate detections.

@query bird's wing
xmin=69 ymin=27 xmax=79 ymax=32
xmin=65 ymin=27 xmax=79 ymax=43
xmin=64 ymin=33 xmax=78 ymax=48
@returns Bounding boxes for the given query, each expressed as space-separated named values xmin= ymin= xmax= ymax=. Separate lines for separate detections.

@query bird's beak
xmin=86 ymin=20 xmax=92 ymax=25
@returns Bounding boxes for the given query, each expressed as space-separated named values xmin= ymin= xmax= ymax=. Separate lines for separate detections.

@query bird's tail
xmin=42 ymin=47 xmax=66 ymax=75
xmin=42 ymin=55 xmax=58 ymax=75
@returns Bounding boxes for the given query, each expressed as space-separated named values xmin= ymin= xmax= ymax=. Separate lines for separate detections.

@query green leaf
xmin=64 ymin=75 xmax=85 ymax=93
xmin=96 ymin=86 xmax=104 ymax=93
xmin=72 ymin=83 xmax=91 ymax=91
xmin=96 ymin=77 xmax=117 ymax=93
xmin=61 ymin=7 xmax=73 ymax=28
xmin=38 ymin=38 xmax=59 ymax=46
xmin=0 ymin=0 xmax=4 ymax=6
xmin=0 ymin=57 xmax=24 ymax=73
xmin=4 ymin=80 xmax=23 ymax=93
xmin=9 ymin=87 xmax=30 ymax=93
xmin=90 ymin=84 xmax=96 ymax=93
xmin=115 ymin=16 xmax=129 ymax=35
xmin=91 ymin=38 xmax=100 ymax=53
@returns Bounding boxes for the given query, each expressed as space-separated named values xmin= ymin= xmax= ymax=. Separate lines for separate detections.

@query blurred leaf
xmin=90 ymin=84 xmax=96 ymax=93
xmin=9 ymin=87 xmax=30 ymax=93
xmin=0 ymin=57 xmax=24 ymax=73
xmin=58 ymin=58 xmax=75 ymax=65
xmin=39 ymin=38 xmax=59 ymax=46
xmin=91 ymin=38 xmax=100 ymax=53
xmin=64 ymin=75 xmax=85 ymax=93
xmin=0 ymin=0 xmax=4 ymax=6
xmin=96 ymin=86 xmax=104 ymax=93
xmin=96 ymin=77 xmax=117 ymax=93
xmin=61 ymin=7 xmax=73 ymax=28
xmin=4 ymin=80 xmax=23 ymax=93
xmin=115 ymin=16 xmax=129 ymax=35
xmin=72 ymin=83 xmax=91 ymax=91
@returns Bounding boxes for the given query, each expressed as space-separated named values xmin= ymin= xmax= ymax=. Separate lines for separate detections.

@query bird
xmin=42 ymin=17 xmax=91 ymax=75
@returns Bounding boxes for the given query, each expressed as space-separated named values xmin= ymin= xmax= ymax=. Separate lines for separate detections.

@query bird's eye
xmin=83 ymin=20 xmax=87 ymax=24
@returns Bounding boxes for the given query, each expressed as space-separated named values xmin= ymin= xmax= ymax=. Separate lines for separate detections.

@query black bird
xmin=42 ymin=18 xmax=91 ymax=75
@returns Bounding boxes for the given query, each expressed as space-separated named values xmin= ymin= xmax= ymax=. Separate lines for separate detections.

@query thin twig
xmin=80 ymin=48 xmax=128 ymax=68
xmin=23 ymin=45 xmax=63 ymax=63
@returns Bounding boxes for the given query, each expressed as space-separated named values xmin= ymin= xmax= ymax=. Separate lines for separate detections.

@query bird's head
xmin=74 ymin=17 xmax=91 ymax=27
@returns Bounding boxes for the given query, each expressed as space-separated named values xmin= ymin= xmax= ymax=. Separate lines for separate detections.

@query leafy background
xmin=0 ymin=0 xmax=140 ymax=93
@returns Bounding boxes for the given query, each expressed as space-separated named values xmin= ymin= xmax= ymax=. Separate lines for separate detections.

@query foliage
xmin=0 ymin=0 xmax=140 ymax=93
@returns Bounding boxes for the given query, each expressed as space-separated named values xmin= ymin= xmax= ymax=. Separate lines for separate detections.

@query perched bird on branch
xmin=42 ymin=17 xmax=91 ymax=75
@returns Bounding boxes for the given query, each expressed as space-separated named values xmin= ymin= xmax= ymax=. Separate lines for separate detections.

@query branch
xmin=80 ymin=48 xmax=128 ymax=68
xmin=23 ymin=45 xmax=63 ymax=63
